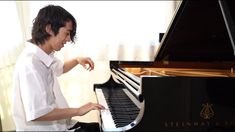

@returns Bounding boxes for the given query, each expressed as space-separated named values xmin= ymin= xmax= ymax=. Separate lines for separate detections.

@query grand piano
xmin=94 ymin=0 xmax=235 ymax=131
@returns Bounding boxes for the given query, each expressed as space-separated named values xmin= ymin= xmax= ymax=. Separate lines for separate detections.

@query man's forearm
xmin=33 ymin=108 xmax=79 ymax=121
xmin=63 ymin=59 xmax=78 ymax=73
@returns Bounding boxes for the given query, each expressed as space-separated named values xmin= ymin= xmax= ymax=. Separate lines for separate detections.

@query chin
xmin=54 ymin=48 xmax=61 ymax=52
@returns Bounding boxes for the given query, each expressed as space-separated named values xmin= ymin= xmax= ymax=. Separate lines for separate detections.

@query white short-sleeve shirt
xmin=12 ymin=42 xmax=72 ymax=131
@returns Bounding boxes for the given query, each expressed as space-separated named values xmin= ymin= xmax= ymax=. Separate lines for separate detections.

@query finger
xmin=94 ymin=104 xmax=105 ymax=110
xmin=98 ymin=104 xmax=105 ymax=110
xmin=88 ymin=66 xmax=94 ymax=71
xmin=81 ymin=64 xmax=87 ymax=70
xmin=85 ymin=64 xmax=92 ymax=71
xmin=87 ymin=59 xmax=94 ymax=71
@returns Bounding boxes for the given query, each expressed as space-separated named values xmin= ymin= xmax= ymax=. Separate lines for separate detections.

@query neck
xmin=29 ymin=39 xmax=53 ymax=55
xmin=38 ymin=42 xmax=53 ymax=55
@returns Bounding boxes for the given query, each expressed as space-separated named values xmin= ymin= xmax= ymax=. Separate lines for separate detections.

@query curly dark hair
xmin=31 ymin=5 xmax=77 ymax=45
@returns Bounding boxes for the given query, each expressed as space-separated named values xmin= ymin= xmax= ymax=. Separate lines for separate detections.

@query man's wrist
xmin=75 ymin=58 xmax=79 ymax=65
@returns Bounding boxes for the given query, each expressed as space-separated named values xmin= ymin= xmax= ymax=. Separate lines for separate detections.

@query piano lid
xmin=155 ymin=0 xmax=235 ymax=62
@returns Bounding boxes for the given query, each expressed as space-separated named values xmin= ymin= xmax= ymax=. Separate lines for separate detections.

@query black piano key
xmin=101 ymin=87 xmax=140 ymax=127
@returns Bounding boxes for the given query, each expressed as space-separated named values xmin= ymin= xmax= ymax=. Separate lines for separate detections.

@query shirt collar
xmin=26 ymin=42 xmax=54 ymax=67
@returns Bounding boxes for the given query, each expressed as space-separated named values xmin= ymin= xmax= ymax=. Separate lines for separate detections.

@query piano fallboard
xmin=134 ymin=76 xmax=235 ymax=131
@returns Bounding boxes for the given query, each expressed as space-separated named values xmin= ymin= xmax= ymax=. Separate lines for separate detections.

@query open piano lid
xmin=155 ymin=0 xmax=235 ymax=62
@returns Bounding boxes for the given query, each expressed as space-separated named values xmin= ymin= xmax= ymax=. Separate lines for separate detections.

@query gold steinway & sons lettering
xmin=164 ymin=102 xmax=235 ymax=128
xmin=164 ymin=121 xmax=235 ymax=128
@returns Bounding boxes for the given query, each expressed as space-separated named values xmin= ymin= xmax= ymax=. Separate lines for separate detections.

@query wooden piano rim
xmin=118 ymin=61 xmax=235 ymax=77
xmin=123 ymin=68 xmax=235 ymax=77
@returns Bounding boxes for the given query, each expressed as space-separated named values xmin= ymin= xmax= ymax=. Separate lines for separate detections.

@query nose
xmin=66 ymin=35 xmax=71 ymax=42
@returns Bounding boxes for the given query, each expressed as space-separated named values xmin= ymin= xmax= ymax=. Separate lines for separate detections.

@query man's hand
xmin=63 ymin=57 xmax=94 ymax=73
xmin=76 ymin=57 xmax=94 ymax=71
xmin=77 ymin=102 xmax=105 ymax=116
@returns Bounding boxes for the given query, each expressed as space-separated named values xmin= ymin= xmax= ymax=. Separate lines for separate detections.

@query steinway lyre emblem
xmin=200 ymin=103 xmax=214 ymax=120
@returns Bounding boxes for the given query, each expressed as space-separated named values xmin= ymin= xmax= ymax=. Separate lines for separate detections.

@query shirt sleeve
xmin=51 ymin=57 xmax=64 ymax=76
xmin=19 ymin=64 xmax=56 ymax=121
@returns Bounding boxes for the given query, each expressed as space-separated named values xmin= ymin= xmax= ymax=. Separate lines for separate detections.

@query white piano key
xmin=95 ymin=88 xmax=144 ymax=131
xmin=95 ymin=89 xmax=117 ymax=131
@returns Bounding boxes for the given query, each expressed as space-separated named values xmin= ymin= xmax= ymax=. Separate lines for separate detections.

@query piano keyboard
xmin=95 ymin=87 xmax=141 ymax=131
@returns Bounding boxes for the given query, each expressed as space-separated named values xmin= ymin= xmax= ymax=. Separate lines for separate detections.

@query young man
xmin=12 ymin=5 xmax=105 ymax=131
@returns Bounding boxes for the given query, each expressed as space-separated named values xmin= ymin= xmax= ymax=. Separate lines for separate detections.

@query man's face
xmin=49 ymin=20 xmax=73 ymax=52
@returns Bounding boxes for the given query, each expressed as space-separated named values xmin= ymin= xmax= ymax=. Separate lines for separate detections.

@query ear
xmin=45 ymin=24 xmax=53 ymax=35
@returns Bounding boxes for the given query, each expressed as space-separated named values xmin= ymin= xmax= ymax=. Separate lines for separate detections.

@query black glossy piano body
xmin=134 ymin=75 xmax=235 ymax=131
xmin=94 ymin=0 xmax=235 ymax=131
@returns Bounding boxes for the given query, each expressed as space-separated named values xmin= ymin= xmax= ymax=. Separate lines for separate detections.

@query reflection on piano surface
xmin=94 ymin=0 xmax=235 ymax=131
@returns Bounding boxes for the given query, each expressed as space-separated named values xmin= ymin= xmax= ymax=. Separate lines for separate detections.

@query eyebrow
xmin=65 ymin=29 xmax=72 ymax=33
xmin=67 ymin=29 xmax=72 ymax=32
